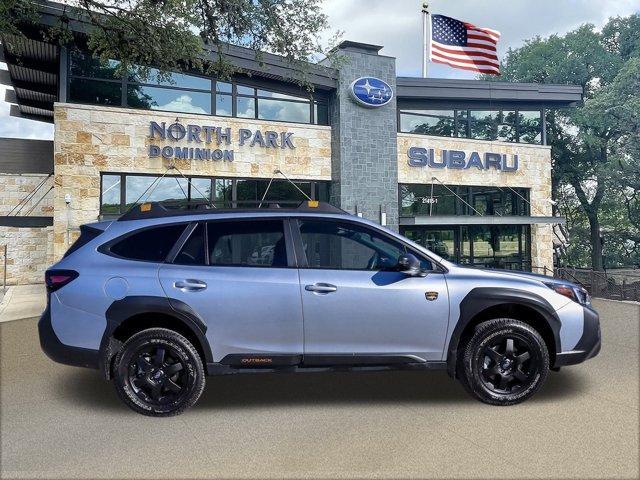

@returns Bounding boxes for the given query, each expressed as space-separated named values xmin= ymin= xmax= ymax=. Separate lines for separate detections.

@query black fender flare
xmin=446 ymin=287 xmax=561 ymax=377
xmin=99 ymin=296 xmax=213 ymax=378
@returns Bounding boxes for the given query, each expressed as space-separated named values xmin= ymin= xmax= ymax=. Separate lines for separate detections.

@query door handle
xmin=305 ymin=283 xmax=338 ymax=294
xmin=174 ymin=279 xmax=207 ymax=291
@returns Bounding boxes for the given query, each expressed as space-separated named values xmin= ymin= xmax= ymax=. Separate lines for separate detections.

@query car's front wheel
xmin=113 ymin=328 xmax=205 ymax=416
xmin=459 ymin=318 xmax=549 ymax=405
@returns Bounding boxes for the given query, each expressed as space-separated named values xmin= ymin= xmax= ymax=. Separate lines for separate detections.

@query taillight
xmin=45 ymin=270 xmax=79 ymax=293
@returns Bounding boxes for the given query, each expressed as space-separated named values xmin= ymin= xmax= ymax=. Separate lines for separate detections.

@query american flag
xmin=429 ymin=14 xmax=501 ymax=75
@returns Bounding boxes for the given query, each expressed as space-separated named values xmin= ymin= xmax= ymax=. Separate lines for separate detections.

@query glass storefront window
xmin=127 ymin=85 xmax=211 ymax=114
xmin=67 ymin=49 xmax=328 ymax=125
xmin=400 ymin=108 xmax=542 ymax=145
xmin=400 ymin=110 xmax=455 ymax=137
xmin=518 ymin=111 xmax=542 ymax=144
xmin=101 ymin=175 xmax=121 ymax=214
xmin=128 ymin=67 xmax=211 ymax=90
xmin=70 ymin=49 xmax=121 ymax=79
xmin=101 ymin=174 xmax=331 ymax=215
xmin=314 ymin=102 xmax=329 ymax=125
xmin=400 ymin=184 xmax=528 ymax=217
xmin=125 ymin=176 xmax=189 ymax=209
xmin=401 ymin=225 xmax=531 ymax=271
xmin=215 ymin=93 xmax=232 ymax=116
xmin=69 ymin=78 xmax=122 ymax=106
xmin=236 ymin=97 xmax=255 ymax=118
xmin=257 ymin=98 xmax=310 ymax=123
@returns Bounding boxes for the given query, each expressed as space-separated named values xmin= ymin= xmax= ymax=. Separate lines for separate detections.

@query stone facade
xmin=397 ymin=134 xmax=554 ymax=271
xmin=324 ymin=48 xmax=399 ymax=229
xmin=0 ymin=173 xmax=54 ymax=285
xmin=52 ymin=103 xmax=332 ymax=259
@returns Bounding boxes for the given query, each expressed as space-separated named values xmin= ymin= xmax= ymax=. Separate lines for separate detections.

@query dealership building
xmin=0 ymin=1 xmax=582 ymax=285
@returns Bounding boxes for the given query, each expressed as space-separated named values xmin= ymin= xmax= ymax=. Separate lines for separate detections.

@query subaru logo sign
xmin=349 ymin=77 xmax=393 ymax=108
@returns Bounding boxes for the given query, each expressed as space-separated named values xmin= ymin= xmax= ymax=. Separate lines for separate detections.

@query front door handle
xmin=305 ymin=283 xmax=338 ymax=294
xmin=174 ymin=279 xmax=207 ymax=292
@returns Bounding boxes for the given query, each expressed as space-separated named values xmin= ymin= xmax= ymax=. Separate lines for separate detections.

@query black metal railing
xmin=532 ymin=266 xmax=640 ymax=301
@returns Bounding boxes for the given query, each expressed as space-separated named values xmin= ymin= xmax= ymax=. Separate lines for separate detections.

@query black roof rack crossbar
xmin=117 ymin=200 xmax=347 ymax=221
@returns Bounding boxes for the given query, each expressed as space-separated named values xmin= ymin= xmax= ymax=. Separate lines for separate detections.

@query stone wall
xmin=53 ymin=103 xmax=332 ymax=259
xmin=397 ymin=134 xmax=554 ymax=271
xmin=0 ymin=173 xmax=54 ymax=285
xmin=325 ymin=48 xmax=399 ymax=229
xmin=0 ymin=173 xmax=53 ymax=216
xmin=0 ymin=226 xmax=53 ymax=286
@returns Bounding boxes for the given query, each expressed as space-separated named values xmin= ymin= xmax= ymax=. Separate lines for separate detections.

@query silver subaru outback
xmin=39 ymin=201 xmax=601 ymax=416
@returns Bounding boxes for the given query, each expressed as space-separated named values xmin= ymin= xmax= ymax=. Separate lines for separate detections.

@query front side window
xmin=207 ymin=220 xmax=288 ymax=267
xmin=109 ymin=224 xmax=186 ymax=262
xmin=298 ymin=220 xmax=405 ymax=271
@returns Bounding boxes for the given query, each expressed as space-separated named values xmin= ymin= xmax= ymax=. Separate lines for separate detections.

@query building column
xmin=323 ymin=42 xmax=399 ymax=230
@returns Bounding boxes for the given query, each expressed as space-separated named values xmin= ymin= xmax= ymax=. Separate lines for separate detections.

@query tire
xmin=113 ymin=328 xmax=205 ymax=416
xmin=459 ymin=318 xmax=549 ymax=406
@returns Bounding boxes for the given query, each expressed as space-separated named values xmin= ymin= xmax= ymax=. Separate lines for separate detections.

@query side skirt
xmin=207 ymin=354 xmax=447 ymax=376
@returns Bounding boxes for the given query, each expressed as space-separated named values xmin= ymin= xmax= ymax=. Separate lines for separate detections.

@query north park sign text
xmin=148 ymin=121 xmax=295 ymax=162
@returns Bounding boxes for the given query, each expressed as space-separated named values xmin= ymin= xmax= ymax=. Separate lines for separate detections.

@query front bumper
xmin=38 ymin=302 xmax=100 ymax=370
xmin=554 ymin=305 xmax=601 ymax=367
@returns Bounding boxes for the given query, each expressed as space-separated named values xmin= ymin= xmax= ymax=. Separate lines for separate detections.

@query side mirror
xmin=397 ymin=253 xmax=425 ymax=276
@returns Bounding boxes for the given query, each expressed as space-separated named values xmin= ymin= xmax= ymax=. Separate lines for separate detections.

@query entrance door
xmin=158 ymin=219 xmax=303 ymax=364
xmin=294 ymin=219 xmax=450 ymax=362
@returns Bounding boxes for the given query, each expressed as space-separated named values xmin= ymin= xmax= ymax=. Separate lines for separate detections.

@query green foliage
xmin=2 ymin=0 xmax=335 ymax=89
xmin=484 ymin=15 xmax=640 ymax=269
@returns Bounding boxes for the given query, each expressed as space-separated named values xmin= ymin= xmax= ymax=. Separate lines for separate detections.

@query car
xmin=38 ymin=200 xmax=601 ymax=416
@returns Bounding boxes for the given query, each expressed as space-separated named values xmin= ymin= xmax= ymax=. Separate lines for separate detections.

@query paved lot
xmin=1 ymin=299 xmax=638 ymax=479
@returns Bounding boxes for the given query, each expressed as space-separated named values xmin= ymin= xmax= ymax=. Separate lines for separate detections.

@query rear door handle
xmin=174 ymin=279 xmax=207 ymax=291
xmin=305 ymin=283 xmax=338 ymax=294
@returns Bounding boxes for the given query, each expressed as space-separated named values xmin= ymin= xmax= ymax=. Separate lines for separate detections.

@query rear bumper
xmin=38 ymin=302 xmax=100 ymax=370
xmin=554 ymin=305 xmax=601 ymax=367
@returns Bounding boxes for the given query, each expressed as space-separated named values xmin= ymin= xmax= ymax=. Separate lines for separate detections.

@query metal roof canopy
xmin=396 ymin=77 xmax=583 ymax=108
xmin=400 ymin=215 xmax=567 ymax=226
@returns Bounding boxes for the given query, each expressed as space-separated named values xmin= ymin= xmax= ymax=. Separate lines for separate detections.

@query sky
xmin=1 ymin=0 xmax=639 ymax=141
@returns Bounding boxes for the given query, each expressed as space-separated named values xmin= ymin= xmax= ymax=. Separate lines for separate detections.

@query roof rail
xmin=117 ymin=200 xmax=347 ymax=221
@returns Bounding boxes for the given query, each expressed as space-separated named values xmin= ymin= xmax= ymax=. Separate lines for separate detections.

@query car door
xmin=294 ymin=218 xmax=450 ymax=363
xmin=158 ymin=218 xmax=303 ymax=365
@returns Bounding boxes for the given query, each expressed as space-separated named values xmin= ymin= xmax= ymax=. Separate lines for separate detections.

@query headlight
xmin=544 ymin=282 xmax=591 ymax=306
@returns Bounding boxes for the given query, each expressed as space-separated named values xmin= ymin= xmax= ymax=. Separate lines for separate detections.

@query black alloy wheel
xmin=113 ymin=328 xmax=205 ymax=416
xmin=460 ymin=318 xmax=549 ymax=405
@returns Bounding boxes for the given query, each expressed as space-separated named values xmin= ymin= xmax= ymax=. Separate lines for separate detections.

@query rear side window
xmin=207 ymin=220 xmax=287 ymax=267
xmin=109 ymin=224 xmax=186 ymax=262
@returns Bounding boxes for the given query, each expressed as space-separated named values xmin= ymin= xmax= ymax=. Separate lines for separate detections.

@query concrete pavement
xmin=1 ymin=298 xmax=638 ymax=479
xmin=0 ymin=284 xmax=46 ymax=323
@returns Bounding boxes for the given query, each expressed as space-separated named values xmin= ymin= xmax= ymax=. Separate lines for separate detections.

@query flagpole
xmin=422 ymin=2 xmax=430 ymax=77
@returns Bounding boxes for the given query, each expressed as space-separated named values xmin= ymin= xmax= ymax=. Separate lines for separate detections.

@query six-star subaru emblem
xmin=349 ymin=77 xmax=394 ymax=107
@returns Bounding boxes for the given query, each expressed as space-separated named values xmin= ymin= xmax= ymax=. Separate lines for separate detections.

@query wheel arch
xmin=99 ymin=296 xmax=213 ymax=379
xmin=446 ymin=288 xmax=561 ymax=378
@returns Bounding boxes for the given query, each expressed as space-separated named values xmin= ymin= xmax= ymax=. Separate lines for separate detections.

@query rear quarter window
xmin=107 ymin=223 xmax=186 ymax=262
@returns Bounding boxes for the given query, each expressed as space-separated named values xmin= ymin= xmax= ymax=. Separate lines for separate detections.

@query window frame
xmin=290 ymin=217 xmax=445 ymax=273
xmin=66 ymin=48 xmax=329 ymax=125
xmin=99 ymin=172 xmax=330 ymax=217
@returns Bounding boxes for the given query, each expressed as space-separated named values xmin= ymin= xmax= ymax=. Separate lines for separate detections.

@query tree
xmin=486 ymin=16 xmax=640 ymax=270
xmin=1 ymin=0 xmax=334 ymax=87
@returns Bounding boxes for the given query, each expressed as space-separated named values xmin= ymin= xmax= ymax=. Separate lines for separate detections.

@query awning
xmin=399 ymin=215 xmax=566 ymax=226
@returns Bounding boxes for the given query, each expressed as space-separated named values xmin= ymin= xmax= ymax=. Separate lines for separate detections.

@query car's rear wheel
xmin=459 ymin=318 xmax=549 ymax=405
xmin=113 ymin=328 xmax=205 ymax=416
